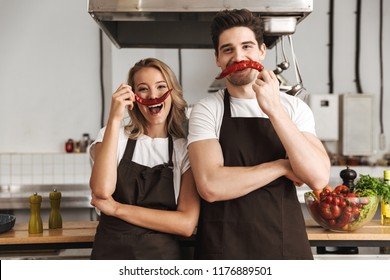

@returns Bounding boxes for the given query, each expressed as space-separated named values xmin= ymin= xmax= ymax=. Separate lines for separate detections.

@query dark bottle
xmin=49 ymin=189 xmax=63 ymax=229
xmin=80 ymin=133 xmax=91 ymax=153
xmin=28 ymin=193 xmax=43 ymax=234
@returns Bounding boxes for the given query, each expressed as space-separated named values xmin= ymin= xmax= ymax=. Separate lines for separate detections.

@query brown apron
xmin=194 ymin=90 xmax=313 ymax=260
xmin=91 ymin=136 xmax=181 ymax=260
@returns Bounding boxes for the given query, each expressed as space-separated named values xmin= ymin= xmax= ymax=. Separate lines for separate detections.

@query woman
xmin=89 ymin=58 xmax=199 ymax=260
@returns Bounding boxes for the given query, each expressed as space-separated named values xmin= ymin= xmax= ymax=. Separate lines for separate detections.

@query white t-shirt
xmin=188 ymin=89 xmax=316 ymax=145
xmin=89 ymin=126 xmax=190 ymax=203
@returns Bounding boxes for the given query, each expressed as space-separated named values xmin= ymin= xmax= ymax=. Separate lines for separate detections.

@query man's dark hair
xmin=210 ymin=9 xmax=264 ymax=55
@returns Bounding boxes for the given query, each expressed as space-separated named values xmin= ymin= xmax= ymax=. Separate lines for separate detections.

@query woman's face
xmin=133 ymin=67 xmax=172 ymax=129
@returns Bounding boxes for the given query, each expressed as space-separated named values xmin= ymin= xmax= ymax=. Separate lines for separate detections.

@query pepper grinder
xmin=28 ymin=193 xmax=43 ymax=234
xmin=340 ymin=166 xmax=357 ymax=191
xmin=339 ymin=166 xmax=359 ymax=255
xmin=49 ymin=189 xmax=63 ymax=229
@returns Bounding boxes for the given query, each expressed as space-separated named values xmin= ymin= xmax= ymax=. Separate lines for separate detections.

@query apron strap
xmin=223 ymin=89 xmax=232 ymax=119
xmin=167 ymin=135 xmax=174 ymax=167
xmin=122 ymin=138 xmax=136 ymax=161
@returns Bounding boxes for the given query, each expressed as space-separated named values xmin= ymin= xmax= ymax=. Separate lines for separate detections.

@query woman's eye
xmin=158 ymin=84 xmax=167 ymax=90
xmin=138 ymin=87 xmax=148 ymax=92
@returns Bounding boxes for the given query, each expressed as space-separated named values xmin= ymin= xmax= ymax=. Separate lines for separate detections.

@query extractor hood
xmin=88 ymin=0 xmax=313 ymax=49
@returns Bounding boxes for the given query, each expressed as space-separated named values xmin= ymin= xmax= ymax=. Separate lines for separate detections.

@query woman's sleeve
xmin=88 ymin=127 xmax=106 ymax=164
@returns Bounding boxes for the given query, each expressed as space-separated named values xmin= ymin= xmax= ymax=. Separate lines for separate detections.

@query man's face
xmin=216 ymin=26 xmax=266 ymax=86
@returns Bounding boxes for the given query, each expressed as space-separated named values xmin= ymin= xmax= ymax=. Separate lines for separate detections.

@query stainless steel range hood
xmin=88 ymin=0 xmax=313 ymax=49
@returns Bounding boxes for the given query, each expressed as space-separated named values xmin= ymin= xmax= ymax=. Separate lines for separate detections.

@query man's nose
xmin=232 ymin=49 xmax=245 ymax=62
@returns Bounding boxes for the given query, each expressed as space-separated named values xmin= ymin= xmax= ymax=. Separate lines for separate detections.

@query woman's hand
xmin=108 ymin=83 xmax=135 ymax=123
xmin=91 ymin=193 xmax=118 ymax=217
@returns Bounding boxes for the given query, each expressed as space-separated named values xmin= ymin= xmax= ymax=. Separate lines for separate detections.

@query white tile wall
xmin=0 ymin=153 xmax=91 ymax=185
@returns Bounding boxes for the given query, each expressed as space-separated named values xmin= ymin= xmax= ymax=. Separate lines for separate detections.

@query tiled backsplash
xmin=0 ymin=153 xmax=92 ymax=185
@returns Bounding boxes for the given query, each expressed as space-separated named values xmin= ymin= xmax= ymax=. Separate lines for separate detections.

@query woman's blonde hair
xmin=125 ymin=58 xmax=188 ymax=139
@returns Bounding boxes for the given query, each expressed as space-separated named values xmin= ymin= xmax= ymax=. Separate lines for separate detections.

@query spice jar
xmin=28 ymin=193 xmax=43 ymax=234
xmin=49 ymin=189 xmax=62 ymax=229
xmin=80 ymin=133 xmax=91 ymax=153
xmin=65 ymin=139 xmax=74 ymax=153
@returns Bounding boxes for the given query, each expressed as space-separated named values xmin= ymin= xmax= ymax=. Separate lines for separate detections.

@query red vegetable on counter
xmin=216 ymin=60 xmax=264 ymax=79
xmin=134 ymin=89 xmax=173 ymax=106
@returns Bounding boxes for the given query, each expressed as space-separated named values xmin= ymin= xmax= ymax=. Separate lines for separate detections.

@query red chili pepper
xmin=216 ymin=60 xmax=264 ymax=79
xmin=134 ymin=89 xmax=173 ymax=106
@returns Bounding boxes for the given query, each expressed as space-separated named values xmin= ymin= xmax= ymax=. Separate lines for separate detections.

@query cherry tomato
xmin=334 ymin=185 xmax=349 ymax=195
xmin=332 ymin=196 xmax=341 ymax=206
xmin=352 ymin=206 xmax=360 ymax=219
xmin=319 ymin=202 xmax=334 ymax=220
xmin=331 ymin=205 xmax=342 ymax=219
xmin=325 ymin=196 xmax=333 ymax=204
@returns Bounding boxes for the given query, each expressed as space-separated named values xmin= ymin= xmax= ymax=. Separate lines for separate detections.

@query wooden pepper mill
xmin=49 ymin=189 xmax=63 ymax=229
xmin=340 ymin=166 xmax=357 ymax=191
xmin=28 ymin=193 xmax=43 ymax=234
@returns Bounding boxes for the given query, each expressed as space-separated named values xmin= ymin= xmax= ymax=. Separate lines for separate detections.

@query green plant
xmin=354 ymin=174 xmax=390 ymax=204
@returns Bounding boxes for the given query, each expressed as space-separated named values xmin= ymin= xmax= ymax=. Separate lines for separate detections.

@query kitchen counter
xmin=306 ymin=220 xmax=390 ymax=247
xmin=1 ymin=220 xmax=390 ymax=252
xmin=0 ymin=221 xmax=97 ymax=251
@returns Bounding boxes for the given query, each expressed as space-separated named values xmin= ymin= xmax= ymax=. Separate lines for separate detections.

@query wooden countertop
xmin=306 ymin=220 xmax=390 ymax=247
xmin=0 ymin=221 xmax=98 ymax=250
xmin=1 ymin=220 xmax=390 ymax=250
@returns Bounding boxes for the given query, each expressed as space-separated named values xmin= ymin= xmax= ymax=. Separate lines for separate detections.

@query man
xmin=188 ymin=9 xmax=330 ymax=260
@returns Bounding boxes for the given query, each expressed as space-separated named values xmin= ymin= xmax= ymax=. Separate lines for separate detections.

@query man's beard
xmin=227 ymin=70 xmax=257 ymax=86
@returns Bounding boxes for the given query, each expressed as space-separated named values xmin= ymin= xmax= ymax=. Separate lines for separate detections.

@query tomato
xmin=332 ymin=205 xmax=342 ymax=219
xmin=339 ymin=200 xmax=347 ymax=208
xmin=335 ymin=206 xmax=353 ymax=228
xmin=319 ymin=202 xmax=342 ymax=220
xmin=332 ymin=196 xmax=341 ymax=206
xmin=319 ymin=202 xmax=333 ymax=220
xmin=334 ymin=185 xmax=349 ymax=195
xmin=325 ymin=195 xmax=333 ymax=204
xmin=352 ymin=206 xmax=360 ymax=219
xmin=324 ymin=185 xmax=333 ymax=192
xmin=320 ymin=188 xmax=331 ymax=199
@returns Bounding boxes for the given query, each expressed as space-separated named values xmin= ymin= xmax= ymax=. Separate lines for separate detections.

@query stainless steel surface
xmin=0 ymin=184 xmax=92 ymax=210
xmin=263 ymin=16 xmax=297 ymax=35
xmin=88 ymin=0 xmax=313 ymax=48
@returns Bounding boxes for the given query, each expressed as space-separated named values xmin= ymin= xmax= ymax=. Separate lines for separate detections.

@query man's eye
xmin=222 ymin=48 xmax=232 ymax=53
